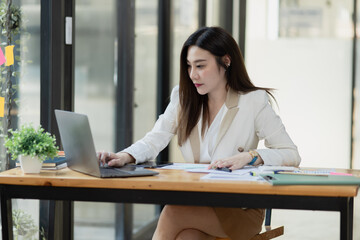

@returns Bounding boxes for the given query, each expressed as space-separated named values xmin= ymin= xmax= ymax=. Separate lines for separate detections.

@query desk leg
xmin=62 ymin=201 xmax=74 ymax=240
xmin=348 ymin=198 xmax=353 ymax=240
xmin=40 ymin=200 xmax=74 ymax=240
xmin=115 ymin=203 xmax=133 ymax=240
xmin=340 ymin=197 xmax=353 ymax=240
xmin=40 ymin=200 xmax=56 ymax=240
xmin=0 ymin=188 xmax=13 ymax=240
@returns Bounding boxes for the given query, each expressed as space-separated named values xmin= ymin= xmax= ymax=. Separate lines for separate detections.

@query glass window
xmin=133 ymin=0 xmax=157 ymax=144
xmin=170 ymin=0 xmax=199 ymax=163
xmin=206 ymin=0 xmax=221 ymax=26
xmin=171 ymin=0 xmax=200 ymax=89
xmin=133 ymin=0 xmax=158 ymax=233
xmin=7 ymin=0 xmax=41 ymax=239
xmin=246 ymin=0 xmax=353 ymax=169
xmin=278 ymin=0 xmax=353 ymax=38
xmin=353 ymin=0 xmax=360 ymax=169
xmin=18 ymin=0 xmax=41 ymax=126
xmin=353 ymin=2 xmax=360 ymax=238
xmin=74 ymin=0 xmax=116 ymax=151
xmin=246 ymin=1 xmax=358 ymax=239
xmin=74 ymin=0 xmax=117 ymax=239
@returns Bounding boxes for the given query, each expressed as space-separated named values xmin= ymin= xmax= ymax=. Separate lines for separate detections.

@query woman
xmin=99 ymin=27 xmax=301 ymax=240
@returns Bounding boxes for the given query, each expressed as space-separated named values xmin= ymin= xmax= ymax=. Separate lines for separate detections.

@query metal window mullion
xmin=116 ymin=2 xmax=134 ymax=150
xmin=64 ymin=0 xmax=75 ymax=112
xmin=350 ymin=0 xmax=358 ymax=168
xmin=156 ymin=0 xmax=172 ymax=165
xmin=238 ymin=0 xmax=246 ymax=59
xmin=40 ymin=2 xmax=61 ymax=240
xmin=198 ymin=0 xmax=207 ymax=27
xmin=40 ymin=0 xmax=70 ymax=240
xmin=62 ymin=1 xmax=75 ymax=237
xmin=219 ymin=0 xmax=233 ymax=35
xmin=40 ymin=0 xmax=52 ymax=133
xmin=40 ymin=0 xmax=64 ymax=140
xmin=115 ymin=1 xmax=135 ymax=240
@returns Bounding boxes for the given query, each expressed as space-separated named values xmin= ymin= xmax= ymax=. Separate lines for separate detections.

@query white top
xmin=199 ymin=104 xmax=226 ymax=162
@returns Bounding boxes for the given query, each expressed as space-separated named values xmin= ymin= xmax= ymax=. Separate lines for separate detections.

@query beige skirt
xmin=214 ymin=208 xmax=265 ymax=240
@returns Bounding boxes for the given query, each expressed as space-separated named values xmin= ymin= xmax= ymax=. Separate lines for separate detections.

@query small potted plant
xmin=4 ymin=124 xmax=58 ymax=173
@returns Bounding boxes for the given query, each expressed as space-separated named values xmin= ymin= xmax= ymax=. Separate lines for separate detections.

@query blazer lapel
xmin=212 ymin=88 xmax=240 ymax=155
xmin=189 ymin=88 xmax=240 ymax=162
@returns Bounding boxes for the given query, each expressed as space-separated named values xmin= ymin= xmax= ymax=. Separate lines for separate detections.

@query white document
xmin=160 ymin=163 xmax=209 ymax=170
xmin=187 ymin=166 xmax=257 ymax=175
xmin=161 ymin=163 xmax=257 ymax=176
xmin=258 ymin=166 xmax=298 ymax=172
xmin=201 ymin=173 xmax=263 ymax=181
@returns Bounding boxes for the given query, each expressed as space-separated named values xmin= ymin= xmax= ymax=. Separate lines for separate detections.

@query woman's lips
xmin=194 ymin=83 xmax=203 ymax=88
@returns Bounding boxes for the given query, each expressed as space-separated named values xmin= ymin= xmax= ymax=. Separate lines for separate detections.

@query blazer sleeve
xmin=121 ymin=86 xmax=179 ymax=164
xmin=253 ymin=91 xmax=301 ymax=166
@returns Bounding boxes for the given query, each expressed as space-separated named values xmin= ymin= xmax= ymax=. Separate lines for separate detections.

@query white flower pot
xmin=19 ymin=155 xmax=42 ymax=174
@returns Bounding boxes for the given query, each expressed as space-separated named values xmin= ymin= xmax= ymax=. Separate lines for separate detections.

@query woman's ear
xmin=223 ymin=55 xmax=231 ymax=67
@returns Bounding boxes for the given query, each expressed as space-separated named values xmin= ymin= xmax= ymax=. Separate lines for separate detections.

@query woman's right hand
xmin=97 ymin=151 xmax=135 ymax=167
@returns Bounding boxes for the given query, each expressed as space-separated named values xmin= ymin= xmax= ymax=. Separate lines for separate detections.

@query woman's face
xmin=186 ymin=46 xmax=228 ymax=97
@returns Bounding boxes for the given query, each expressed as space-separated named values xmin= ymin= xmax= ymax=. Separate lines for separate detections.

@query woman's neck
xmin=207 ymin=87 xmax=227 ymax=126
xmin=207 ymin=87 xmax=227 ymax=108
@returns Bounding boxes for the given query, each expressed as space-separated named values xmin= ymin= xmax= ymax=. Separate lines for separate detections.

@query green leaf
xmin=4 ymin=124 xmax=59 ymax=161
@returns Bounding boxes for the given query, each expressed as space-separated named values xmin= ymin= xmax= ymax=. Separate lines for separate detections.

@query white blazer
xmin=123 ymin=85 xmax=301 ymax=167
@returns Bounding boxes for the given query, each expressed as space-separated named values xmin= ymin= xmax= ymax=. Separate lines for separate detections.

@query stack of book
xmin=42 ymin=158 xmax=67 ymax=170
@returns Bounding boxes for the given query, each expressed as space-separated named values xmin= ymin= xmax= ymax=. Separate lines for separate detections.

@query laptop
xmin=54 ymin=110 xmax=158 ymax=178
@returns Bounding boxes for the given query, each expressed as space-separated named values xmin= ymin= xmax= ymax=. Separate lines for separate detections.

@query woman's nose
xmin=189 ymin=68 xmax=197 ymax=80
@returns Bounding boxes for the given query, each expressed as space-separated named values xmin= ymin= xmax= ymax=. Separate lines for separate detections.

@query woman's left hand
xmin=208 ymin=152 xmax=257 ymax=171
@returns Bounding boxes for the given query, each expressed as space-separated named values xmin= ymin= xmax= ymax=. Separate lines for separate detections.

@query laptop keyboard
xmin=98 ymin=165 xmax=157 ymax=178
xmin=99 ymin=166 xmax=128 ymax=178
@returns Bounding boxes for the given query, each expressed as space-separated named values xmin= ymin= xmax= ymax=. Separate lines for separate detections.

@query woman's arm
xmin=209 ymin=90 xmax=300 ymax=170
xmin=253 ymin=91 xmax=301 ymax=167
xmin=208 ymin=151 xmax=263 ymax=170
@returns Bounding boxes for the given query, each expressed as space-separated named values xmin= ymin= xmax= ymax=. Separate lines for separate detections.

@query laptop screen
xmin=55 ymin=110 xmax=101 ymax=177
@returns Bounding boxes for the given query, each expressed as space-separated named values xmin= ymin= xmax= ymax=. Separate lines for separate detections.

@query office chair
xmin=216 ymin=209 xmax=284 ymax=240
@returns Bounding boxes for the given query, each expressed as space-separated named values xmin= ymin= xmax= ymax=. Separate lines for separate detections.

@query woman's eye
xmin=197 ymin=65 xmax=203 ymax=68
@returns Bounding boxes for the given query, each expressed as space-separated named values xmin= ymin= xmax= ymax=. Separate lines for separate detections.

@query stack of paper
xmin=161 ymin=163 xmax=262 ymax=181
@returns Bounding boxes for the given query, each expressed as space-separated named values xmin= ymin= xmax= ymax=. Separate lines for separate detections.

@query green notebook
xmin=260 ymin=173 xmax=360 ymax=186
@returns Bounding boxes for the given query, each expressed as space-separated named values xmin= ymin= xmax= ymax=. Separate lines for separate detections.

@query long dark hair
xmin=177 ymin=26 xmax=274 ymax=145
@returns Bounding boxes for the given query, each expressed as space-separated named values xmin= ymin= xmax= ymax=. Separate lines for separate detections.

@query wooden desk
xmin=0 ymin=167 xmax=358 ymax=240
